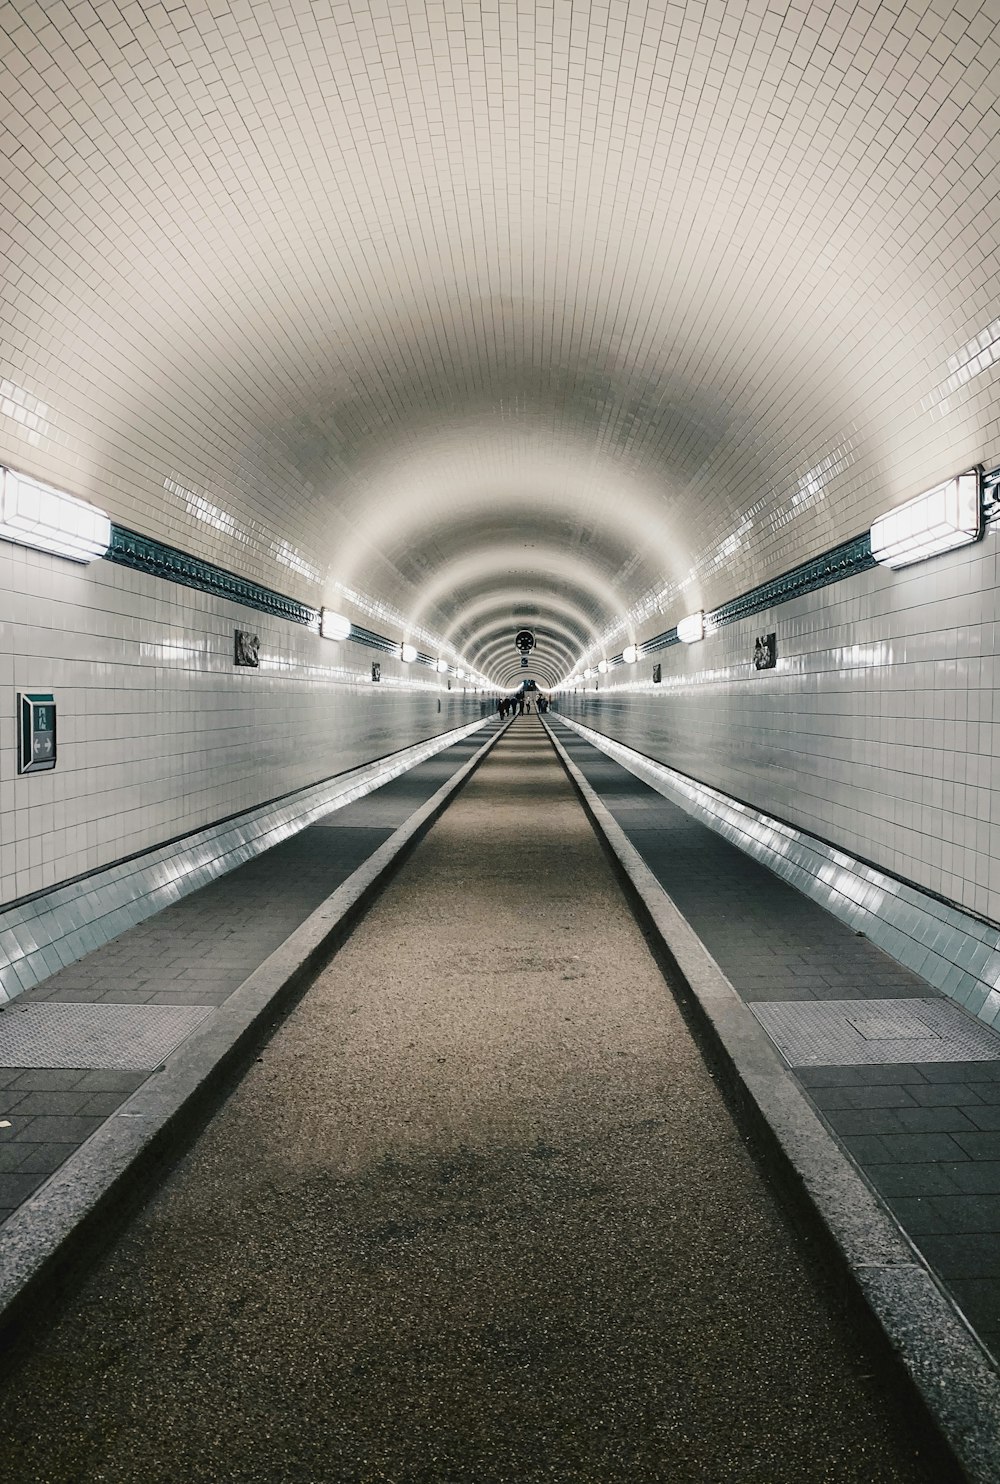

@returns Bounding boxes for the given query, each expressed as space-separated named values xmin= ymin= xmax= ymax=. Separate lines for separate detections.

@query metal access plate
xmin=750 ymin=998 xmax=1000 ymax=1067
xmin=0 ymin=1003 xmax=212 ymax=1070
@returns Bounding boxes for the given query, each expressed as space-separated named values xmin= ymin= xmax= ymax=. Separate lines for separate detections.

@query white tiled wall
xmin=560 ymin=524 xmax=1000 ymax=927
xmin=0 ymin=714 xmax=488 ymax=1003
xmin=4 ymin=0 xmax=1000 ymax=662
xmin=0 ymin=542 xmax=485 ymax=910
xmin=556 ymin=714 xmax=1000 ymax=1031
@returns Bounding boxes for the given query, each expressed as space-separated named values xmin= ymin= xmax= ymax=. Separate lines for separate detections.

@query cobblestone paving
xmin=0 ymin=727 xmax=496 ymax=1226
xmin=550 ymin=720 xmax=1000 ymax=1363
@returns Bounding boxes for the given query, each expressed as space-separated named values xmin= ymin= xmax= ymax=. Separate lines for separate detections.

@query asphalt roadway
xmin=0 ymin=720 xmax=946 ymax=1482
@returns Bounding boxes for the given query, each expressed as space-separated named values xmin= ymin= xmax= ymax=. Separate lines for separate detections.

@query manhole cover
xmin=750 ymin=998 xmax=1000 ymax=1066
xmin=0 ymin=1003 xmax=212 ymax=1070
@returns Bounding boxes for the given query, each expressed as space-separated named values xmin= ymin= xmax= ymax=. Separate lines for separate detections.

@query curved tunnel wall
xmin=0 ymin=544 xmax=486 ymax=913
xmin=558 ymin=515 xmax=1000 ymax=929
xmin=3 ymin=0 xmax=1000 ymax=1012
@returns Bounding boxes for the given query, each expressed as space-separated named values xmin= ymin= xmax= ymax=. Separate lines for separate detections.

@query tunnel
xmin=1 ymin=0 xmax=1000 ymax=1479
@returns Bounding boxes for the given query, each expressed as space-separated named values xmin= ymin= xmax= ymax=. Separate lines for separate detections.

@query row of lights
xmin=0 ymin=462 xmax=483 ymax=681
xmin=564 ymin=469 xmax=987 ymax=683
xmin=320 ymin=608 xmax=475 ymax=678
xmin=0 ymin=460 xmax=987 ymax=680
xmin=569 ymin=607 xmax=706 ymax=682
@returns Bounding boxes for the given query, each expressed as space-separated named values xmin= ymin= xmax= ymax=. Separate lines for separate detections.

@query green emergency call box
xmin=18 ymin=693 xmax=56 ymax=774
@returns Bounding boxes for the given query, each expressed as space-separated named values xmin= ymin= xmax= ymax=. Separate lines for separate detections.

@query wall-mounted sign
xmin=18 ymin=692 xmax=56 ymax=774
xmin=371 ymin=662 xmax=381 ymax=682
xmin=652 ymin=663 xmax=662 ymax=684
xmin=754 ymin=633 xmax=777 ymax=670
xmin=234 ymin=630 xmax=260 ymax=666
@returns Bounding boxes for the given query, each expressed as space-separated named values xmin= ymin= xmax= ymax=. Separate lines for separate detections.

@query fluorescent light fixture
xmin=435 ymin=658 xmax=448 ymax=673
xmin=0 ymin=467 xmax=111 ymax=563
xmin=677 ymin=610 xmax=705 ymax=644
xmin=597 ymin=660 xmax=609 ymax=674
xmin=400 ymin=643 xmax=417 ymax=663
xmin=870 ymin=470 xmax=982 ymax=569
xmin=622 ymin=644 xmax=638 ymax=665
xmin=320 ymin=608 xmax=351 ymax=641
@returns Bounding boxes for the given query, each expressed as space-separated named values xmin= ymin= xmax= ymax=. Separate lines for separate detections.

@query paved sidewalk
xmin=0 ymin=719 xmax=942 ymax=1484
xmin=0 ymin=723 xmax=500 ymax=1228
xmin=549 ymin=717 xmax=1000 ymax=1364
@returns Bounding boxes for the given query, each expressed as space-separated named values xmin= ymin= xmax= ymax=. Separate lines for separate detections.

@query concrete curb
xmin=543 ymin=717 xmax=1000 ymax=1484
xmin=0 ymin=719 xmax=509 ymax=1351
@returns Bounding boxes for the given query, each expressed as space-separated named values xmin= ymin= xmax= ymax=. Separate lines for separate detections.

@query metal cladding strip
xmin=541 ymin=716 xmax=1000 ymax=1484
xmin=0 ymin=718 xmax=511 ymax=1339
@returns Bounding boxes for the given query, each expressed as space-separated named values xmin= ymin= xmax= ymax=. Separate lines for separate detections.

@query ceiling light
xmin=320 ymin=608 xmax=351 ymax=641
xmin=0 ymin=467 xmax=111 ymax=563
xmin=677 ymin=610 xmax=705 ymax=643
xmin=622 ymin=644 xmax=638 ymax=664
xmin=401 ymin=643 xmax=417 ymax=663
xmin=870 ymin=470 xmax=982 ymax=569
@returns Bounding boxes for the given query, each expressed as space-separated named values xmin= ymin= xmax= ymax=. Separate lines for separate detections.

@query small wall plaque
xmin=652 ymin=663 xmax=662 ymax=684
xmin=754 ymin=633 xmax=776 ymax=670
xmin=371 ymin=662 xmax=381 ymax=682
xmin=234 ymin=630 xmax=260 ymax=667
xmin=18 ymin=693 xmax=56 ymax=774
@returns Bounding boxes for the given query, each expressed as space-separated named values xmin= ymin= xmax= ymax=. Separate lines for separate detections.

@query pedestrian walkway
xmin=0 ymin=722 xmax=502 ymax=1228
xmin=0 ymin=721 xmax=941 ymax=1483
xmin=546 ymin=715 xmax=1000 ymax=1367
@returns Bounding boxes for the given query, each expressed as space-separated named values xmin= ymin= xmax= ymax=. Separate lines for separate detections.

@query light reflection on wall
xmin=0 ymin=379 xmax=52 ymax=449
xmin=165 ymin=473 xmax=324 ymax=586
xmin=576 ymin=437 xmax=856 ymax=673
xmin=925 ymin=318 xmax=1000 ymax=416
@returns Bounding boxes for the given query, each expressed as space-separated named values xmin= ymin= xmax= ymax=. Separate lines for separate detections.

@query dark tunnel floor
xmin=0 ymin=720 xmax=944 ymax=1482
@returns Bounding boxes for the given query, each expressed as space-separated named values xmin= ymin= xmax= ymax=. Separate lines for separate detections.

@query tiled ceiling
xmin=2 ymin=0 xmax=999 ymax=682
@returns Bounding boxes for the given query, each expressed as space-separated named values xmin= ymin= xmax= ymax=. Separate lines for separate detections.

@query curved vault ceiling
xmin=2 ymin=1 xmax=999 ymax=683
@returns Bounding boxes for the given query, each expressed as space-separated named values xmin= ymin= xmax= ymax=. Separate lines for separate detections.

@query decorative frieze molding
xmin=630 ymin=533 xmax=877 ymax=660
xmin=107 ymin=526 xmax=319 ymax=627
xmin=710 ymin=532 xmax=876 ymax=629
xmin=349 ymin=622 xmax=404 ymax=655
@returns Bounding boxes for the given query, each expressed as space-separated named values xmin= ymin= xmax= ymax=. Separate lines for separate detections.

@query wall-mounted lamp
xmin=456 ymin=668 xmax=466 ymax=680
xmin=597 ymin=659 xmax=609 ymax=674
xmin=583 ymin=667 xmax=594 ymax=679
xmin=677 ymin=610 xmax=705 ymax=644
xmin=0 ymin=467 xmax=111 ymax=563
xmin=435 ymin=658 xmax=448 ymax=673
xmin=870 ymin=470 xmax=982 ymax=569
xmin=622 ymin=644 xmax=639 ymax=664
xmin=320 ymin=608 xmax=352 ymax=640
xmin=400 ymin=643 xmax=418 ymax=664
